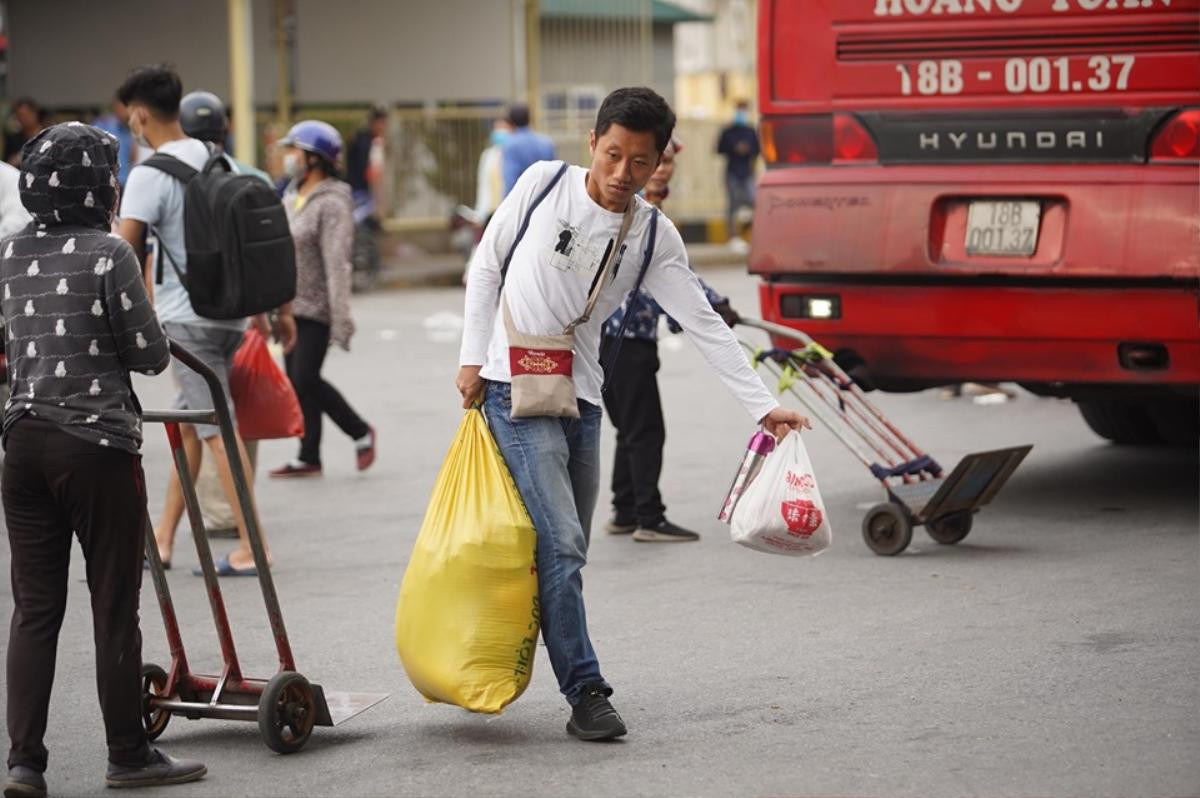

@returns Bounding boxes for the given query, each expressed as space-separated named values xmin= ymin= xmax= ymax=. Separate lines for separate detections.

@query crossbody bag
xmin=498 ymin=162 xmax=659 ymax=419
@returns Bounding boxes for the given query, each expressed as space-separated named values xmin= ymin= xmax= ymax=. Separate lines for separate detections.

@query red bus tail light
xmin=833 ymin=114 xmax=878 ymax=163
xmin=1150 ymin=109 xmax=1200 ymax=162
xmin=762 ymin=116 xmax=834 ymax=165
xmin=762 ymin=114 xmax=877 ymax=166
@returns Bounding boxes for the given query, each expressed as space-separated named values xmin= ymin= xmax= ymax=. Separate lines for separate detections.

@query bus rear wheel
xmin=1077 ymin=398 xmax=1198 ymax=446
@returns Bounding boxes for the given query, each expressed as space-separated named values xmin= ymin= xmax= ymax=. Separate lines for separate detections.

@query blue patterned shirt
xmin=603 ymin=279 xmax=726 ymax=342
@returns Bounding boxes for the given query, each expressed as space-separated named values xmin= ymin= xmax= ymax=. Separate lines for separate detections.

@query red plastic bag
xmin=229 ymin=329 xmax=304 ymax=440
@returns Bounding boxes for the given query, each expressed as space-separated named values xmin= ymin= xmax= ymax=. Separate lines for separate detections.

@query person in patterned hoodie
xmin=0 ymin=123 xmax=206 ymax=796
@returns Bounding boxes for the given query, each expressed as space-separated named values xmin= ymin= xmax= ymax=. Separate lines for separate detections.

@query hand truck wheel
xmin=861 ymin=502 xmax=913 ymax=556
xmin=258 ymin=671 xmax=317 ymax=754
xmin=140 ymin=663 xmax=171 ymax=741
xmin=926 ymin=510 xmax=973 ymax=545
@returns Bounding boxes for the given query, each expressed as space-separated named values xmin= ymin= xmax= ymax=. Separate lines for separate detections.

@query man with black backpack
xmin=117 ymin=65 xmax=294 ymax=575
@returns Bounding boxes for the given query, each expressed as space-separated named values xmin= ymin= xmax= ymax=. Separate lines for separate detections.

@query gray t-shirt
xmin=119 ymin=137 xmax=244 ymax=331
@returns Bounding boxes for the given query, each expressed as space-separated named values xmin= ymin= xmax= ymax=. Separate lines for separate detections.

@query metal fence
xmin=355 ymin=106 xmax=728 ymax=227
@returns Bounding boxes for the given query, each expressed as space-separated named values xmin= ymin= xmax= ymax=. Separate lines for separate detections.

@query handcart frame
xmin=738 ymin=318 xmax=1031 ymax=555
xmin=140 ymin=340 xmax=386 ymax=753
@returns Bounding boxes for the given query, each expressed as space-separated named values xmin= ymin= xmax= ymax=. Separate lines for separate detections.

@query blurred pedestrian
xmin=475 ymin=118 xmax=511 ymax=222
xmin=5 ymin=98 xmax=46 ymax=166
xmin=93 ymin=96 xmax=136 ymax=186
xmin=180 ymin=91 xmax=275 ymax=185
xmin=456 ymin=86 xmax=809 ymax=742
xmin=179 ymin=89 xmax=298 ymax=533
xmin=716 ymin=99 xmax=759 ymax=250
xmin=347 ymin=106 xmax=386 ymax=206
xmin=1 ymin=122 xmax=206 ymax=796
xmin=601 ymin=137 xmax=742 ymax=543
xmin=268 ymin=120 xmax=376 ymax=478
xmin=500 ymin=102 xmax=554 ymax=197
xmin=116 ymin=64 xmax=273 ymax=576
xmin=0 ymin=160 xmax=31 ymax=240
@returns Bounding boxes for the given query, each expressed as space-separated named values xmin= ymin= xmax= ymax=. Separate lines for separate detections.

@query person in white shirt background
xmin=116 ymin=65 xmax=283 ymax=577
xmin=456 ymin=87 xmax=809 ymax=743
xmin=0 ymin=161 xmax=31 ymax=240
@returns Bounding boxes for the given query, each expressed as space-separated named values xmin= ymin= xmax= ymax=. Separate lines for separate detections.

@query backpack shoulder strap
xmin=141 ymin=152 xmax=197 ymax=287
xmin=498 ymin=161 xmax=569 ymax=291
xmin=142 ymin=152 xmax=199 ymax=184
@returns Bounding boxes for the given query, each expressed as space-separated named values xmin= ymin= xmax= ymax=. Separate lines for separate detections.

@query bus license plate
xmin=965 ymin=201 xmax=1041 ymax=257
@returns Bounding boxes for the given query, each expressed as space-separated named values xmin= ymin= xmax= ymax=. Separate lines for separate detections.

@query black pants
xmin=285 ymin=317 xmax=370 ymax=466
xmin=601 ymin=337 xmax=667 ymax=527
xmin=3 ymin=419 xmax=151 ymax=772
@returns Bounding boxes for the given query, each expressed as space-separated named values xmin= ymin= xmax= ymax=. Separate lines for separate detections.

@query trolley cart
xmin=140 ymin=340 xmax=387 ymax=753
xmin=737 ymin=318 xmax=1032 ymax=556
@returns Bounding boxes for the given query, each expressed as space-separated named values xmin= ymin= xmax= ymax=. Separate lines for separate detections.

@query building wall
xmin=5 ymin=0 xmax=519 ymax=110
xmin=539 ymin=20 xmax=674 ymax=106
xmin=292 ymin=0 xmax=518 ymax=105
xmin=672 ymin=0 xmax=756 ymax=119
xmin=6 ymin=0 xmax=276 ymax=108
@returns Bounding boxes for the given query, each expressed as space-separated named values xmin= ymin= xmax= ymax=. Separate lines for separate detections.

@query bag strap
xmin=141 ymin=153 xmax=198 ymax=287
xmin=499 ymin=161 xmax=569 ymax=291
xmin=148 ymin=225 xmax=188 ymax=288
xmin=564 ymin=201 xmax=635 ymax=334
xmin=142 ymin=152 xmax=199 ymax=184
xmin=601 ymin=207 xmax=659 ymax=393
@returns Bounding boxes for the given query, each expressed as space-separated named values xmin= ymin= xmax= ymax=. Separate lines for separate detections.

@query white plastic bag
xmin=730 ymin=431 xmax=831 ymax=556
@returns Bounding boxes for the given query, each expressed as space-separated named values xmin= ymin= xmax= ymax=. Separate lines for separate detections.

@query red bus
xmin=752 ymin=0 xmax=1199 ymax=445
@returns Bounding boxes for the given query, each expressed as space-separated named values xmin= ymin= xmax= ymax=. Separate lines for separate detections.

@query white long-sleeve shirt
xmin=460 ymin=161 xmax=779 ymax=423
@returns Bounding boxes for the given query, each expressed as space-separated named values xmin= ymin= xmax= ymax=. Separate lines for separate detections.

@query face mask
xmin=490 ymin=129 xmax=510 ymax=147
xmin=734 ymin=110 xmax=749 ymax=126
xmin=130 ymin=111 xmax=151 ymax=149
xmin=283 ymin=151 xmax=306 ymax=180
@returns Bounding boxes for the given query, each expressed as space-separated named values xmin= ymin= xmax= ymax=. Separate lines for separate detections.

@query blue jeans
xmin=482 ymin=380 xmax=608 ymax=705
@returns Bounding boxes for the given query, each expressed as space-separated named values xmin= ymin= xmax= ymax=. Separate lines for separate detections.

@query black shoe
xmin=566 ymin=684 xmax=627 ymax=741
xmin=605 ymin=516 xmax=637 ymax=535
xmin=3 ymin=766 xmax=46 ymax=798
xmin=105 ymin=748 xmax=206 ymax=789
xmin=633 ymin=518 xmax=700 ymax=543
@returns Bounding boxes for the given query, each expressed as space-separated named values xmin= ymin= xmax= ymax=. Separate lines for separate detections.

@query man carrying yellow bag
xmin=451 ymin=88 xmax=810 ymax=742
xmin=395 ymin=408 xmax=540 ymax=714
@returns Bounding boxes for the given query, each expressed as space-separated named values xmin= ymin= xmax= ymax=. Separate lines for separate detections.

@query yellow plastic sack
xmin=394 ymin=409 xmax=540 ymax=714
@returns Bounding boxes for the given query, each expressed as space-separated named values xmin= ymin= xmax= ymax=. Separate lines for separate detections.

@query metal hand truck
xmin=140 ymin=340 xmax=387 ymax=753
xmin=738 ymin=318 xmax=1032 ymax=556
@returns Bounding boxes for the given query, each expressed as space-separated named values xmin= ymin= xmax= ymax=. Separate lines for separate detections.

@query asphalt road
xmin=1 ymin=267 xmax=1196 ymax=798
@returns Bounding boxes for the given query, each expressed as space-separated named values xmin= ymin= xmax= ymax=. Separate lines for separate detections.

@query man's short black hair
xmin=594 ymin=87 xmax=676 ymax=153
xmin=116 ymin=64 xmax=183 ymax=118
xmin=11 ymin=97 xmax=38 ymax=113
xmin=506 ymin=103 xmax=531 ymax=129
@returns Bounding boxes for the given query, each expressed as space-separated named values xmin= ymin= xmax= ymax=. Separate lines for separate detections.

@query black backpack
xmin=144 ymin=149 xmax=296 ymax=320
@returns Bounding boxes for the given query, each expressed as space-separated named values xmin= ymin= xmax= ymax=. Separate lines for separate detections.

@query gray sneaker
xmin=3 ymin=766 xmax=46 ymax=798
xmin=105 ymin=748 xmax=206 ymax=789
xmin=632 ymin=518 xmax=700 ymax=543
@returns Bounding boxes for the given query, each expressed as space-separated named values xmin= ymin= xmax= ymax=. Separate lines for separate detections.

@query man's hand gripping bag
xmin=395 ymin=410 xmax=540 ymax=713
xmin=730 ymin=431 xmax=832 ymax=556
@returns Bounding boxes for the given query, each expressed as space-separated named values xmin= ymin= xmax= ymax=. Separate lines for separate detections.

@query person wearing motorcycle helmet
xmin=179 ymin=90 xmax=227 ymax=145
xmin=269 ymin=120 xmax=376 ymax=479
xmin=178 ymin=89 xmax=292 ymax=541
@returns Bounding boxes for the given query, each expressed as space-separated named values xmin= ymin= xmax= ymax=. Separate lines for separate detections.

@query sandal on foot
xmin=193 ymin=555 xmax=257 ymax=578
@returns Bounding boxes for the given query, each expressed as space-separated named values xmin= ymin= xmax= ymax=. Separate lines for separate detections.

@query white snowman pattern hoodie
xmin=0 ymin=123 xmax=169 ymax=453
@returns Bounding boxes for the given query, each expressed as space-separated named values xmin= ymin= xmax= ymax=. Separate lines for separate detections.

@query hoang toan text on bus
xmin=875 ymin=0 xmax=1177 ymax=16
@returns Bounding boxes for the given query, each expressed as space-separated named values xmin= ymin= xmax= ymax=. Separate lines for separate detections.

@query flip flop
xmin=143 ymin=558 xmax=171 ymax=571
xmin=193 ymin=555 xmax=257 ymax=577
